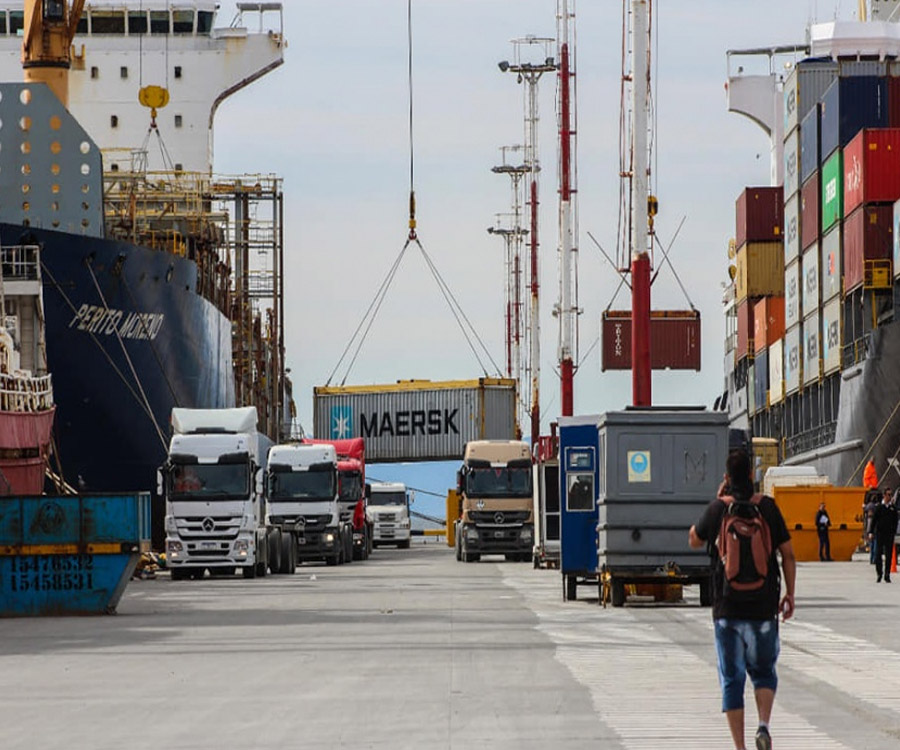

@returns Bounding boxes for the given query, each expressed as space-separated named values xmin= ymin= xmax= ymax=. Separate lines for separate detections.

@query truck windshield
xmin=370 ymin=491 xmax=406 ymax=506
xmin=170 ymin=464 xmax=249 ymax=500
xmin=269 ymin=471 xmax=335 ymax=501
xmin=339 ymin=471 xmax=362 ymax=502
xmin=466 ymin=467 xmax=532 ymax=498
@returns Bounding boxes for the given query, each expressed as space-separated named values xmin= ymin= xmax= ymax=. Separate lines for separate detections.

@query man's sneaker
xmin=756 ymin=725 xmax=772 ymax=750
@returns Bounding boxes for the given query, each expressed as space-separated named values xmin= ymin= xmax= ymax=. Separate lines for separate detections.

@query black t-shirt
xmin=694 ymin=495 xmax=791 ymax=620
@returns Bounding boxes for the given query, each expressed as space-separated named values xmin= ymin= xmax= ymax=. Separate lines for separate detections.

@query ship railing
xmin=0 ymin=245 xmax=41 ymax=282
xmin=0 ymin=372 xmax=53 ymax=413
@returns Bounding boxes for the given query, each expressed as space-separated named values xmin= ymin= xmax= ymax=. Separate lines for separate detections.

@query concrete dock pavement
xmin=1 ymin=543 xmax=898 ymax=749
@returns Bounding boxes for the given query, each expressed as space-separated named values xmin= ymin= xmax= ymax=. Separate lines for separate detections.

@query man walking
xmin=815 ymin=501 xmax=831 ymax=561
xmin=870 ymin=489 xmax=898 ymax=583
xmin=689 ymin=449 xmax=796 ymax=750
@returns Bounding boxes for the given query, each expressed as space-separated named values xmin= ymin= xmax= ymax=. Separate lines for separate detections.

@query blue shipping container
xmin=800 ymin=104 xmax=820 ymax=184
xmin=754 ymin=349 xmax=769 ymax=410
xmin=0 ymin=494 xmax=151 ymax=617
xmin=820 ymin=76 xmax=888 ymax=161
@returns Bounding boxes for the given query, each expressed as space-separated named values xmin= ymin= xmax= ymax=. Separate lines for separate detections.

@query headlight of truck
xmin=520 ymin=526 xmax=533 ymax=541
xmin=324 ymin=533 xmax=335 ymax=544
xmin=234 ymin=540 xmax=249 ymax=555
xmin=168 ymin=541 xmax=183 ymax=556
xmin=465 ymin=528 xmax=479 ymax=541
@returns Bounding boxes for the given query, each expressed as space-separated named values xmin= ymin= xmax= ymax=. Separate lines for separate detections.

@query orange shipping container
xmin=753 ymin=297 xmax=786 ymax=353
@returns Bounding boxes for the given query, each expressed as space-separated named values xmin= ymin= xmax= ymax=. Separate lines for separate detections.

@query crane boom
xmin=22 ymin=0 xmax=86 ymax=108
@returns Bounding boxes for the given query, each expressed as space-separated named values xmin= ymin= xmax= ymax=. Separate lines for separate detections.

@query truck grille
xmin=300 ymin=514 xmax=332 ymax=530
xmin=376 ymin=513 xmax=398 ymax=523
xmin=175 ymin=516 xmax=242 ymax=540
xmin=470 ymin=510 xmax=529 ymax=526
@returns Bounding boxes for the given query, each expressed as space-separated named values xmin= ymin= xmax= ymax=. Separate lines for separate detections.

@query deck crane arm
xmin=22 ymin=0 xmax=86 ymax=107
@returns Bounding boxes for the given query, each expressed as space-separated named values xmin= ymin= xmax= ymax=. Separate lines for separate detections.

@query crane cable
xmin=327 ymin=0 xmax=502 ymax=385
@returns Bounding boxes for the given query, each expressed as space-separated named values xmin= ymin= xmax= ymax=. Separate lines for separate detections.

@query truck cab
xmin=162 ymin=407 xmax=271 ymax=580
xmin=455 ymin=440 xmax=534 ymax=562
xmin=369 ymin=482 xmax=412 ymax=548
xmin=267 ymin=443 xmax=353 ymax=565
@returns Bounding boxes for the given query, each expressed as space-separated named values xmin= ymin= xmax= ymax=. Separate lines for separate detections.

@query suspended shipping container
xmin=754 ymin=348 xmax=769 ymax=411
xmin=754 ymin=296 xmax=785 ymax=354
xmin=785 ymin=192 xmax=800 ymax=264
xmin=735 ymin=186 xmax=783 ymax=248
xmin=842 ymin=128 xmax=900 ymax=216
xmin=783 ymin=61 xmax=838 ymax=136
xmin=821 ymin=223 xmax=842 ymax=301
xmin=803 ymin=311 xmax=821 ymax=386
xmin=785 ymin=257 xmax=801 ymax=328
xmin=819 ymin=76 xmax=888 ymax=161
xmin=801 ymin=173 xmax=820 ymax=251
xmin=802 ymin=241 xmax=820 ymax=318
xmin=736 ymin=299 xmax=754 ymax=361
xmin=822 ymin=297 xmax=842 ymax=374
xmin=736 ymin=242 xmax=784 ymax=303
xmin=843 ymin=203 xmax=893 ymax=293
xmin=821 ymin=150 xmax=843 ymax=233
xmin=800 ymin=104 xmax=820 ymax=185
xmin=600 ymin=311 xmax=701 ymax=371
xmin=769 ymin=339 xmax=784 ymax=405
xmin=784 ymin=326 xmax=802 ymax=395
xmin=784 ymin=127 xmax=800 ymax=200
xmin=312 ymin=378 xmax=517 ymax=462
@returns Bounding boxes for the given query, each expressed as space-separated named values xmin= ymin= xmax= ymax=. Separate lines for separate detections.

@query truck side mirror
xmin=409 ymin=490 xmax=415 ymax=505
xmin=365 ymin=483 xmax=372 ymax=499
xmin=255 ymin=466 xmax=264 ymax=497
xmin=156 ymin=467 xmax=164 ymax=496
xmin=456 ymin=470 xmax=463 ymax=493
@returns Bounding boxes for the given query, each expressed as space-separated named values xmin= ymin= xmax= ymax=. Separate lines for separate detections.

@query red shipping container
xmin=736 ymin=186 xmax=784 ymax=248
xmin=601 ymin=311 xmax=701 ymax=371
xmin=843 ymin=128 xmax=900 ymax=216
xmin=753 ymin=297 xmax=785 ymax=353
xmin=843 ymin=204 xmax=893 ymax=292
xmin=800 ymin=174 xmax=819 ymax=251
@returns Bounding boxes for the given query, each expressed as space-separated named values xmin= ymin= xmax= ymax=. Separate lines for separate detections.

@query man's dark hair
xmin=726 ymin=448 xmax=754 ymax=497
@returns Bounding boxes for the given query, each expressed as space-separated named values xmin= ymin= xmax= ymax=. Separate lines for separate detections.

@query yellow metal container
xmin=446 ymin=490 xmax=461 ymax=548
xmin=752 ymin=437 xmax=779 ymax=484
xmin=735 ymin=242 xmax=785 ymax=303
xmin=772 ymin=485 xmax=865 ymax=561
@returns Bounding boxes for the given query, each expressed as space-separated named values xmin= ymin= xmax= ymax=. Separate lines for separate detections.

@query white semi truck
xmin=266 ymin=443 xmax=353 ymax=566
xmin=161 ymin=407 xmax=300 ymax=579
xmin=369 ymin=482 xmax=412 ymax=548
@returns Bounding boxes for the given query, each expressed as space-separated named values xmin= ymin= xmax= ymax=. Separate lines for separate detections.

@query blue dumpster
xmin=0 ymin=494 xmax=151 ymax=616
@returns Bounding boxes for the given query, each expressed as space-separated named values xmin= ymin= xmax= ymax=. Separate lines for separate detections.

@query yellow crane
xmin=22 ymin=0 xmax=86 ymax=108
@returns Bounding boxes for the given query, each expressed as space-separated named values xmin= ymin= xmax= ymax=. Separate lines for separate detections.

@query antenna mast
xmin=557 ymin=0 xmax=579 ymax=417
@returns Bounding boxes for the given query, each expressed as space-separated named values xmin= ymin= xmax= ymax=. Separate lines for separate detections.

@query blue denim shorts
xmin=714 ymin=618 xmax=780 ymax=712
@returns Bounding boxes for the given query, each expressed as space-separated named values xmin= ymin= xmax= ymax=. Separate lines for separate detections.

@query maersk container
xmin=735 ymin=241 xmax=784 ymax=303
xmin=754 ymin=349 xmax=769 ymax=409
xmin=784 ymin=325 xmax=802 ymax=395
xmin=753 ymin=296 xmax=785 ymax=354
xmin=801 ymin=173 xmax=820 ymax=251
xmin=784 ymin=192 xmax=800 ymax=264
xmin=843 ymin=203 xmax=893 ymax=293
xmin=783 ymin=61 xmax=838 ymax=135
xmin=822 ymin=297 xmax=842 ymax=374
xmin=600 ymin=311 xmax=701 ymax=371
xmin=820 ymin=76 xmax=888 ymax=161
xmin=800 ymin=105 xmax=820 ymax=185
xmin=842 ymin=128 xmax=900 ymax=216
xmin=784 ymin=127 xmax=800 ymax=200
xmin=769 ymin=338 xmax=784 ymax=405
xmin=802 ymin=241 xmax=820 ymax=318
xmin=821 ymin=223 xmax=842 ymax=301
xmin=735 ymin=186 xmax=783 ymax=248
xmin=803 ymin=311 xmax=821 ymax=386
xmin=821 ymin=150 xmax=843 ymax=233
xmin=312 ymin=379 xmax=517 ymax=462
xmin=785 ymin=257 xmax=801 ymax=328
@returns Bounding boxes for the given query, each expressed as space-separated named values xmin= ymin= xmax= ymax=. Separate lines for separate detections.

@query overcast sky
xmin=212 ymin=1 xmax=857 ymax=437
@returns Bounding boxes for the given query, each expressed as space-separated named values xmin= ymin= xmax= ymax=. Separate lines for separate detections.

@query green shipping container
xmin=821 ymin=151 xmax=843 ymax=233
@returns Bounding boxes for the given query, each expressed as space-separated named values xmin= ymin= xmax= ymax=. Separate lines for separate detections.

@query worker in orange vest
xmin=864 ymin=459 xmax=879 ymax=491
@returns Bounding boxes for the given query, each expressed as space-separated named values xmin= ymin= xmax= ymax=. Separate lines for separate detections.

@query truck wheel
xmin=279 ymin=533 xmax=295 ymax=574
xmin=190 ymin=568 xmax=205 ymax=580
xmin=463 ymin=552 xmax=480 ymax=563
xmin=565 ymin=575 xmax=578 ymax=602
xmin=344 ymin=528 xmax=354 ymax=563
xmin=267 ymin=529 xmax=283 ymax=574
xmin=242 ymin=564 xmax=257 ymax=579
xmin=171 ymin=568 xmax=190 ymax=581
xmin=455 ymin=537 xmax=462 ymax=561
xmin=611 ymin=579 xmax=626 ymax=608
xmin=255 ymin=536 xmax=268 ymax=578
xmin=398 ymin=539 xmax=411 ymax=549
xmin=699 ymin=578 xmax=712 ymax=607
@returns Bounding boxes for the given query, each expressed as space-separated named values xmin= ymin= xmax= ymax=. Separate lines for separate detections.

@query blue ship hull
xmin=2 ymin=223 xmax=235 ymax=499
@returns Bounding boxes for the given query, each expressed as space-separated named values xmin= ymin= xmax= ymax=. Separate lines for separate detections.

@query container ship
xmin=0 ymin=2 xmax=291 ymax=530
xmin=723 ymin=1 xmax=900 ymax=486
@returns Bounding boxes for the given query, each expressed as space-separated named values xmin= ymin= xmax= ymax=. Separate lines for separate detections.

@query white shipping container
xmin=821 ymin=224 xmax=842 ymax=300
xmin=803 ymin=311 xmax=820 ymax=386
xmin=784 ymin=128 xmax=800 ymax=200
xmin=822 ymin=297 xmax=842 ymax=374
xmin=783 ymin=62 xmax=839 ymax=135
xmin=785 ymin=258 xmax=801 ymax=328
xmin=313 ymin=379 xmax=517 ymax=462
xmin=785 ymin=193 xmax=800 ymax=264
xmin=748 ymin=363 xmax=757 ymax=416
xmin=785 ymin=326 xmax=802 ymax=395
xmin=769 ymin=339 xmax=784 ymax=405
xmin=802 ymin=242 xmax=820 ymax=318
xmin=894 ymin=198 xmax=900 ymax=277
